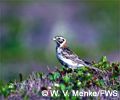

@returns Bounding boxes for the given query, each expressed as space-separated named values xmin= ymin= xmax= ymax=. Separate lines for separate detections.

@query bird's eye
xmin=59 ymin=39 xmax=64 ymax=43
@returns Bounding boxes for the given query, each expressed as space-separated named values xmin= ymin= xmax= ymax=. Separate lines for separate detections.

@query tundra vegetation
xmin=0 ymin=56 xmax=120 ymax=100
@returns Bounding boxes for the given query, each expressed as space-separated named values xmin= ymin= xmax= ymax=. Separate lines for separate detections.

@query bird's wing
xmin=62 ymin=48 xmax=77 ymax=58
xmin=62 ymin=47 xmax=104 ymax=73
xmin=62 ymin=47 xmax=84 ymax=64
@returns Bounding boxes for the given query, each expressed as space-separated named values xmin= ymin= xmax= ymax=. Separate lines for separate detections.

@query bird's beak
xmin=53 ymin=37 xmax=56 ymax=41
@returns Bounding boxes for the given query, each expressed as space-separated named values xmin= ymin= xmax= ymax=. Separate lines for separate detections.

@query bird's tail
xmin=84 ymin=63 xmax=105 ymax=73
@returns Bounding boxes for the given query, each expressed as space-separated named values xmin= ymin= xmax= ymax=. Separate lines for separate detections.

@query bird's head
xmin=53 ymin=36 xmax=67 ymax=48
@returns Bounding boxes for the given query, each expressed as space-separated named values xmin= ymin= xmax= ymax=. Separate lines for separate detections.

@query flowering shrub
xmin=0 ymin=56 xmax=120 ymax=100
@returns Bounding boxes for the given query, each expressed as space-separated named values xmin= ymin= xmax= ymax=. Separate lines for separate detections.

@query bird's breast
xmin=56 ymin=48 xmax=78 ymax=67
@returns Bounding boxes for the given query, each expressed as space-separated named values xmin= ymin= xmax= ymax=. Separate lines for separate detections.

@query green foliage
xmin=0 ymin=82 xmax=15 ymax=97
xmin=48 ymin=72 xmax=60 ymax=81
xmin=0 ymin=56 xmax=120 ymax=99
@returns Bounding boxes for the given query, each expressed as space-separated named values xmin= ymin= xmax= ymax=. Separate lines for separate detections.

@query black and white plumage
xmin=53 ymin=36 xmax=103 ymax=72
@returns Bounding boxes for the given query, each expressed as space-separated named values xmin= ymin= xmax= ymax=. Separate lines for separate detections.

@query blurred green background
xmin=0 ymin=0 xmax=120 ymax=82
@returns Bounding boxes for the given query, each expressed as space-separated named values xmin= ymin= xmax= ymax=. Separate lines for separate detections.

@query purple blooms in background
xmin=0 ymin=1 xmax=119 ymax=81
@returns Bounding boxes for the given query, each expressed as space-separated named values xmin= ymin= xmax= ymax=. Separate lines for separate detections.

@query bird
xmin=53 ymin=36 xmax=104 ymax=73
